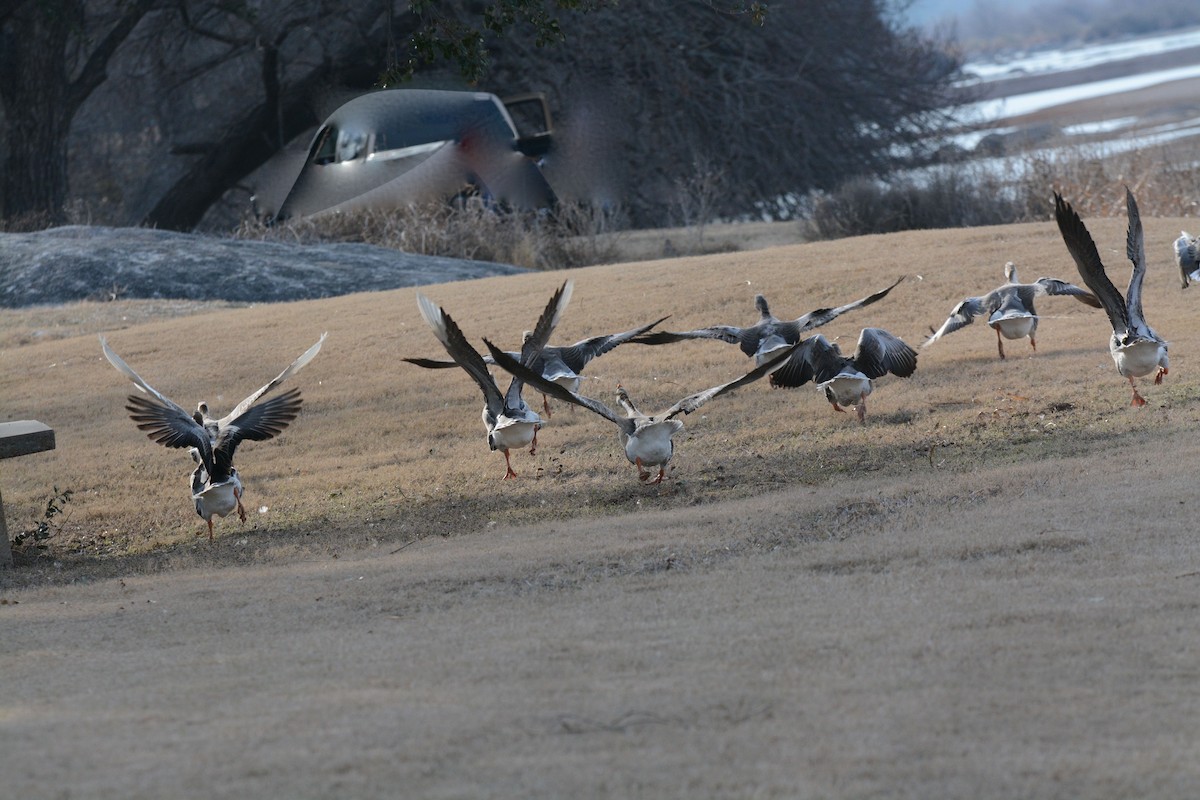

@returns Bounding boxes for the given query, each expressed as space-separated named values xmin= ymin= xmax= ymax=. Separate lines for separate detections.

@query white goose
xmin=924 ymin=262 xmax=1100 ymax=359
xmin=101 ymin=333 xmax=327 ymax=539
xmin=484 ymin=338 xmax=799 ymax=484
xmin=1054 ymin=189 xmax=1168 ymax=407
xmin=1175 ymin=231 xmax=1200 ymax=289
xmin=768 ymin=328 xmax=917 ymax=423
xmin=408 ymin=281 xmax=572 ymax=479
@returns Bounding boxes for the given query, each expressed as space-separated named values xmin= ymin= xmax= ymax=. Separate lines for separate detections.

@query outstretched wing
xmin=763 ymin=337 xmax=824 ymax=388
xmin=557 ymin=315 xmax=670 ymax=372
xmin=1053 ymin=192 xmax=1129 ymax=336
xmin=414 ymin=292 xmax=505 ymax=418
xmin=854 ymin=328 xmax=918 ymax=379
xmin=506 ymin=280 xmax=574 ymax=408
xmin=1123 ymin=187 xmax=1153 ymax=338
xmin=665 ymin=340 xmax=802 ymax=419
xmin=212 ymin=388 xmax=304 ymax=480
xmin=217 ymin=333 xmax=326 ymax=428
xmin=101 ymin=336 xmax=214 ymax=473
xmin=1028 ymin=278 xmax=1102 ymax=308
xmin=792 ymin=275 xmax=907 ymax=334
xmin=923 ymin=296 xmax=987 ymax=347
xmin=484 ymin=339 xmax=631 ymax=433
xmin=631 ymin=325 xmax=756 ymax=352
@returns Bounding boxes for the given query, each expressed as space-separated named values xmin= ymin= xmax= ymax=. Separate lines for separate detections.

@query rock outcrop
xmin=0 ymin=226 xmax=525 ymax=307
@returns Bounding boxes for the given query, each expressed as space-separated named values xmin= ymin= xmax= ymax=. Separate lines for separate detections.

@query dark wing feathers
xmin=854 ymin=328 xmax=917 ymax=380
xmin=765 ymin=337 xmax=823 ymax=388
xmin=124 ymin=392 xmax=213 ymax=472
xmin=1029 ymin=278 xmax=1102 ymax=307
xmin=792 ymin=275 xmax=906 ymax=334
xmin=211 ymin=388 xmax=303 ymax=478
xmin=557 ymin=315 xmax=670 ymax=372
xmin=1053 ymin=192 xmax=1130 ymax=335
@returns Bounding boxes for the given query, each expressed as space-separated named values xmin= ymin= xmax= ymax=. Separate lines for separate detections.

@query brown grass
xmin=5 ymin=212 xmax=1200 ymax=797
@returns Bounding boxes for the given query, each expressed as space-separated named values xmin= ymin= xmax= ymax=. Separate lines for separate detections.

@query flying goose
xmin=924 ymin=262 xmax=1101 ymax=358
xmin=484 ymin=338 xmax=799 ymax=484
xmin=101 ymin=333 xmax=327 ymax=539
xmin=1054 ymin=189 xmax=1168 ymax=407
xmin=630 ymin=277 xmax=905 ymax=379
xmin=1175 ymin=231 xmax=1200 ymax=289
xmin=408 ymin=281 xmax=572 ymax=479
xmin=768 ymin=328 xmax=917 ymax=423
xmin=404 ymin=315 xmax=669 ymax=415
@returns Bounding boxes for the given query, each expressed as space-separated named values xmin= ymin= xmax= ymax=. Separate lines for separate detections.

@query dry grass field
xmin=5 ymin=212 xmax=1200 ymax=797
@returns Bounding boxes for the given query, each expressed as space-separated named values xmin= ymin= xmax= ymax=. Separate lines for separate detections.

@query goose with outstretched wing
xmin=924 ymin=261 xmax=1100 ymax=359
xmin=485 ymin=338 xmax=799 ymax=484
xmin=1054 ymin=188 xmax=1167 ymax=407
xmin=630 ymin=277 xmax=906 ymax=374
xmin=404 ymin=314 xmax=667 ymax=415
xmin=101 ymin=333 xmax=326 ymax=539
xmin=767 ymin=328 xmax=917 ymax=423
xmin=408 ymin=280 xmax=572 ymax=479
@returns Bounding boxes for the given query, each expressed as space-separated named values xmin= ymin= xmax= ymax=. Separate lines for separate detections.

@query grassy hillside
xmin=2 ymin=212 xmax=1197 ymax=577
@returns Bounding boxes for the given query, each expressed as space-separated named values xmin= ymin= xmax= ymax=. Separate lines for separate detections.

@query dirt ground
xmin=5 ymin=214 xmax=1200 ymax=797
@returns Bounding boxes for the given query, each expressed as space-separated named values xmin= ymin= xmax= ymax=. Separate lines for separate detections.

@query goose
xmin=768 ymin=328 xmax=917 ymax=423
xmin=924 ymin=262 xmax=1101 ymax=359
xmin=404 ymin=315 xmax=669 ymax=416
xmin=408 ymin=281 xmax=572 ymax=479
xmin=101 ymin=333 xmax=327 ymax=539
xmin=1054 ymin=188 xmax=1168 ymax=407
xmin=484 ymin=337 xmax=799 ymax=484
xmin=1175 ymin=231 xmax=1200 ymax=289
xmin=630 ymin=277 xmax=905 ymax=377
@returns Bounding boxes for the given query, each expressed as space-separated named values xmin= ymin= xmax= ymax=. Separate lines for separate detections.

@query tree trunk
xmin=1 ymin=4 xmax=72 ymax=224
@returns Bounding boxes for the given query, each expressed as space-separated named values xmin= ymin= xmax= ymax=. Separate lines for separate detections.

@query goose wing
xmin=216 ymin=333 xmax=326 ymax=428
xmin=556 ymin=315 xmax=670 ymax=372
xmin=853 ymin=328 xmax=918 ymax=379
xmin=632 ymin=324 xmax=762 ymax=359
xmin=100 ymin=336 xmax=214 ymax=472
xmin=414 ymin=293 xmax=506 ymax=418
xmin=210 ymin=388 xmax=304 ymax=480
xmin=923 ymin=295 xmax=988 ymax=346
xmin=1053 ymin=192 xmax=1130 ymax=336
xmin=484 ymin=339 xmax=633 ymax=434
xmin=664 ymin=339 xmax=801 ymax=419
xmin=1123 ymin=187 xmax=1154 ymax=339
xmin=1027 ymin=278 xmax=1102 ymax=307
xmin=763 ymin=336 xmax=826 ymax=388
xmin=503 ymin=280 xmax=574 ymax=408
xmin=792 ymin=275 xmax=906 ymax=335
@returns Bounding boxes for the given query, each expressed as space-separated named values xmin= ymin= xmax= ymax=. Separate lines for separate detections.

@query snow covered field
xmin=950 ymin=27 xmax=1200 ymax=155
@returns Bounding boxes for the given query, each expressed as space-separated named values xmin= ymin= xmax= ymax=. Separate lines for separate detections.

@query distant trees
xmin=1 ymin=0 xmax=962 ymax=231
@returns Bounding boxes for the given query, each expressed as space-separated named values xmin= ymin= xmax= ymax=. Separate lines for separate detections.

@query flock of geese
xmin=99 ymin=189 xmax=1200 ymax=538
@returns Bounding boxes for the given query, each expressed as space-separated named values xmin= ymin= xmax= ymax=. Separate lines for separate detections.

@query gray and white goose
xmin=404 ymin=314 xmax=668 ymax=416
xmin=1175 ymin=231 xmax=1200 ymax=289
xmin=1054 ymin=189 xmax=1168 ymax=407
xmin=631 ymin=277 xmax=906 ymax=380
xmin=101 ymin=333 xmax=326 ymax=539
xmin=408 ymin=281 xmax=572 ymax=479
xmin=924 ymin=261 xmax=1100 ymax=359
xmin=485 ymin=338 xmax=799 ymax=484
xmin=768 ymin=328 xmax=917 ymax=423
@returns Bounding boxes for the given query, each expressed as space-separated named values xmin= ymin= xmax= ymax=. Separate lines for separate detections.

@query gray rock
xmin=0 ymin=226 xmax=526 ymax=307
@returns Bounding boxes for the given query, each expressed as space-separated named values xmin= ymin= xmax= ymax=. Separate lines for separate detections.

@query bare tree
xmin=0 ymin=0 xmax=155 ymax=225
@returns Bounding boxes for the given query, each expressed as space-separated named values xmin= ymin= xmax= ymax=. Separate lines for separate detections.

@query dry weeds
xmin=4 ymin=213 xmax=1200 ymax=797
